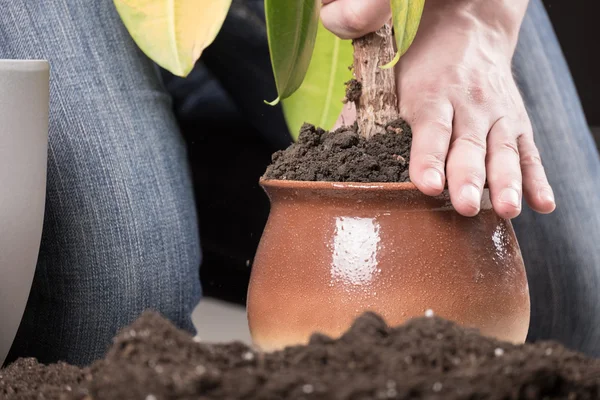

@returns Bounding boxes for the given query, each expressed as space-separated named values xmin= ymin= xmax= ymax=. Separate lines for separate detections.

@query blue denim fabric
xmin=513 ymin=0 xmax=600 ymax=356
xmin=1 ymin=0 xmax=598 ymax=366
xmin=1 ymin=0 xmax=201 ymax=366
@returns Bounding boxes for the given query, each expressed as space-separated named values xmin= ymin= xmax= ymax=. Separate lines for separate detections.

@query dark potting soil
xmin=264 ymin=119 xmax=412 ymax=182
xmin=2 ymin=311 xmax=599 ymax=400
xmin=345 ymin=79 xmax=362 ymax=103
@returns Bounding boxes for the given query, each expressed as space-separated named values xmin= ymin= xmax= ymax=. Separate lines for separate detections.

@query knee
xmin=41 ymin=120 xmax=202 ymax=328
xmin=89 ymin=193 xmax=202 ymax=333
xmin=114 ymin=207 xmax=203 ymax=333
xmin=11 ymin=198 xmax=202 ymax=366
xmin=26 ymin=172 xmax=202 ymax=363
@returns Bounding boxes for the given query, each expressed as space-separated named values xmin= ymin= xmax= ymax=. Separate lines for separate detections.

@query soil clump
xmin=264 ymin=119 xmax=412 ymax=182
xmin=2 ymin=311 xmax=599 ymax=399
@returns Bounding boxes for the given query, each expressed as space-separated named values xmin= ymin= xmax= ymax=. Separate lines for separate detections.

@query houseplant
xmin=247 ymin=25 xmax=530 ymax=349
xmin=254 ymin=3 xmax=529 ymax=349
xmin=0 ymin=60 xmax=49 ymax=365
xmin=115 ymin=1 xmax=531 ymax=350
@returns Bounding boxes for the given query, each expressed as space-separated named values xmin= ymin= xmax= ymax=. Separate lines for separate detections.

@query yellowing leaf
xmin=114 ymin=0 xmax=232 ymax=77
xmin=381 ymin=0 xmax=425 ymax=69
xmin=265 ymin=0 xmax=321 ymax=105
xmin=282 ymin=22 xmax=353 ymax=140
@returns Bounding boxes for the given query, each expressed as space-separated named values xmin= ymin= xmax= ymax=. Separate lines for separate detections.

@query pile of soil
xmin=264 ymin=120 xmax=412 ymax=182
xmin=2 ymin=311 xmax=599 ymax=400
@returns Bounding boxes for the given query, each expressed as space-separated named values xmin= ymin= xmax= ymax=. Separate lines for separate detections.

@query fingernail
xmin=459 ymin=184 xmax=481 ymax=210
xmin=499 ymin=188 xmax=521 ymax=208
xmin=538 ymin=188 xmax=555 ymax=205
xmin=423 ymin=169 xmax=443 ymax=190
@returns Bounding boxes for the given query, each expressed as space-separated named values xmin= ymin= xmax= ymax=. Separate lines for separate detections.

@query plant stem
xmin=352 ymin=23 xmax=400 ymax=140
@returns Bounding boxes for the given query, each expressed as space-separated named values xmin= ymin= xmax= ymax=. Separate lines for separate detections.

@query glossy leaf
xmin=282 ymin=22 xmax=353 ymax=139
xmin=114 ymin=0 xmax=232 ymax=77
xmin=265 ymin=0 xmax=321 ymax=105
xmin=381 ymin=0 xmax=425 ymax=69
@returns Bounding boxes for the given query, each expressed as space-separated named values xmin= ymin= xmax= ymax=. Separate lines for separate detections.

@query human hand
xmin=322 ymin=0 xmax=556 ymax=218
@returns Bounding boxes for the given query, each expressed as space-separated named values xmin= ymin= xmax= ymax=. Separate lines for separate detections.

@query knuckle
xmin=421 ymin=81 xmax=443 ymax=97
xmin=403 ymin=82 xmax=443 ymax=106
xmin=466 ymin=85 xmax=488 ymax=105
xmin=422 ymin=118 xmax=453 ymax=140
xmin=448 ymin=166 xmax=485 ymax=188
xmin=454 ymin=131 xmax=487 ymax=153
xmin=496 ymin=141 xmax=520 ymax=158
xmin=411 ymin=105 xmax=453 ymax=136
xmin=340 ymin=5 xmax=370 ymax=34
xmin=463 ymin=170 xmax=485 ymax=188
xmin=399 ymin=94 xmax=424 ymax=118
xmin=488 ymin=167 xmax=521 ymax=187
xmin=415 ymin=152 xmax=447 ymax=169
xmin=520 ymin=152 xmax=543 ymax=168
xmin=444 ymin=64 xmax=468 ymax=84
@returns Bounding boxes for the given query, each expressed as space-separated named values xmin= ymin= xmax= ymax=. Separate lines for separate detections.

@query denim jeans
xmin=1 ymin=0 xmax=201 ymax=366
xmin=513 ymin=3 xmax=600 ymax=356
xmin=1 ymin=0 xmax=599 ymax=366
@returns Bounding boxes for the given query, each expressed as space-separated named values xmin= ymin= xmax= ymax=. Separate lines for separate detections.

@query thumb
xmin=321 ymin=0 xmax=392 ymax=40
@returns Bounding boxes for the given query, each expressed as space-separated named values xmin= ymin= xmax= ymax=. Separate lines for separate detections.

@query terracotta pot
xmin=247 ymin=179 xmax=530 ymax=351
xmin=0 ymin=60 xmax=49 ymax=365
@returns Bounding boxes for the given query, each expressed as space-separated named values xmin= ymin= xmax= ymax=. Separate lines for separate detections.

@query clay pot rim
xmin=260 ymin=179 xmax=490 ymax=191
xmin=260 ymin=178 xmax=422 ymax=192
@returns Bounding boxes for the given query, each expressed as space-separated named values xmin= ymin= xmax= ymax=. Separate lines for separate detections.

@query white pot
xmin=0 ymin=60 xmax=49 ymax=365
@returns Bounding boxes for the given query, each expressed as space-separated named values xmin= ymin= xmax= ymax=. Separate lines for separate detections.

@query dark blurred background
xmin=542 ymin=1 xmax=599 ymax=141
xmin=162 ymin=0 xmax=600 ymax=306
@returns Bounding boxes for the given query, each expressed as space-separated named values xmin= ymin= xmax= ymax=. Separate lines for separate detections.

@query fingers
xmin=486 ymin=117 xmax=523 ymax=219
xmin=446 ymin=107 xmax=488 ymax=217
xmin=321 ymin=0 xmax=391 ymax=39
xmin=518 ymin=131 xmax=556 ymax=214
xmin=404 ymin=102 xmax=554 ymax=218
xmin=408 ymin=101 xmax=454 ymax=196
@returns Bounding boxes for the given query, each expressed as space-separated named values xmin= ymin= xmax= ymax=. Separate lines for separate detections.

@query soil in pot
xmin=1 ymin=311 xmax=599 ymax=400
xmin=264 ymin=26 xmax=416 ymax=184
xmin=264 ymin=119 xmax=413 ymax=183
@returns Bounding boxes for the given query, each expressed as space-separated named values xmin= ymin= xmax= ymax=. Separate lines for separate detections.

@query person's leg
xmin=513 ymin=0 xmax=600 ymax=356
xmin=1 ymin=0 xmax=201 ymax=366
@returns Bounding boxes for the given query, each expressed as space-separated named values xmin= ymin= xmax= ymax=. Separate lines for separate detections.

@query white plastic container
xmin=0 ymin=60 xmax=49 ymax=365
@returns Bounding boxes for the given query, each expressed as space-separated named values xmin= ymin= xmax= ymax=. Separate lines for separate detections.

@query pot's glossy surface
xmin=247 ymin=180 xmax=530 ymax=351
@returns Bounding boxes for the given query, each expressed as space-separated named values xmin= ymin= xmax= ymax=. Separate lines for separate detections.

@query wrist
xmin=424 ymin=0 xmax=528 ymax=54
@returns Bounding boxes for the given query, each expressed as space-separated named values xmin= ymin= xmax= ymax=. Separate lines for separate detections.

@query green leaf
xmin=265 ymin=0 xmax=321 ymax=104
xmin=381 ymin=0 xmax=425 ymax=69
xmin=282 ymin=23 xmax=353 ymax=140
xmin=114 ymin=0 xmax=232 ymax=77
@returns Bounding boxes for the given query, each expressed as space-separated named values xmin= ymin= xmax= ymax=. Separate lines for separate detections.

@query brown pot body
xmin=247 ymin=180 xmax=530 ymax=351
